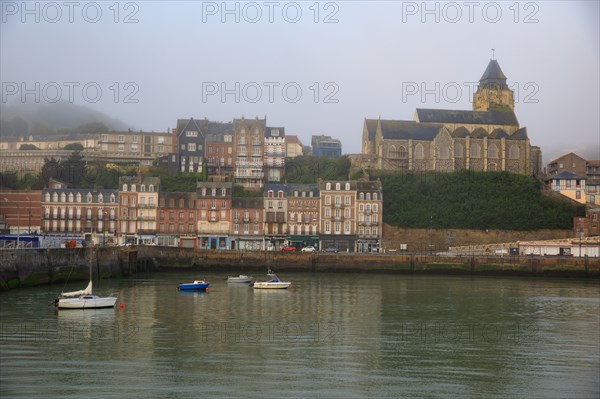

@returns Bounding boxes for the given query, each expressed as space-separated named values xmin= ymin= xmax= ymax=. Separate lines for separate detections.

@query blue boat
xmin=177 ymin=280 xmax=210 ymax=291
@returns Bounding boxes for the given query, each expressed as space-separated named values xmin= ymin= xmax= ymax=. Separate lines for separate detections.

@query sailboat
xmin=55 ymin=244 xmax=117 ymax=310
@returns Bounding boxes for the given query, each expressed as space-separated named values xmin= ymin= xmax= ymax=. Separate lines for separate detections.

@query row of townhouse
xmin=167 ymin=117 xmax=286 ymax=188
xmin=40 ymin=177 xmax=383 ymax=252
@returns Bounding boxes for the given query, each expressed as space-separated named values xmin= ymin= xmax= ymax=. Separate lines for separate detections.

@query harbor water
xmin=1 ymin=273 xmax=599 ymax=398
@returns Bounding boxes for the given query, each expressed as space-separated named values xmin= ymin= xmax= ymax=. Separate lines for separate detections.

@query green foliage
xmin=285 ymin=156 xmax=351 ymax=183
xmin=19 ymin=144 xmax=39 ymax=150
xmin=161 ymin=174 xmax=200 ymax=192
xmin=233 ymin=185 xmax=262 ymax=197
xmin=63 ymin=143 xmax=84 ymax=151
xmin=379 ymin=170 xmax=585 ymax=230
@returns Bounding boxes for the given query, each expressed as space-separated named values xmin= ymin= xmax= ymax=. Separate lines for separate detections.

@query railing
xmin=138 ymin=203 xmax=156 ymax=209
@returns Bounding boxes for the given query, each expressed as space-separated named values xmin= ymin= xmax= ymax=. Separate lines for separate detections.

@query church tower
xmin=473 ymin=59 xmax=515 ymax=112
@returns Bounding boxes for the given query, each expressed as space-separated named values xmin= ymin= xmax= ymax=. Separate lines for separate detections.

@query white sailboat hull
xmin=253 ymin=281 xmax=291 ymax=289
xmin=57 ymin=295 xmax=117 ymax=309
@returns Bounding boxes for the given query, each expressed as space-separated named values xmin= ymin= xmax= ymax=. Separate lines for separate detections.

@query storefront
xmin=357 ymin=239 xmax=380 ymax=253
xmin=265 ymin=235 xmax=286 ymax=250
xmin=320 ymin=235 xmax=357 ymax=252
xmin=287 ymin=235 xmax=320 ymax=250
xmin=199 ymin=235 xmax=230 ymax=250
xmin=231 ymin=236 xmax=263 ymax=250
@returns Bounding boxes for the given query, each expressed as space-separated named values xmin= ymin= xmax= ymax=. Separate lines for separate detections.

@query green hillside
xmin=378 ymin=171 xmax=585 ymax=230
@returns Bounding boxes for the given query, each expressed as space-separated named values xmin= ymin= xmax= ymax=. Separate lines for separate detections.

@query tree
xmin=63 ymin=143 xmax=84 ymax=151
xmin=19 ymin=143 xmax=39 ymax=150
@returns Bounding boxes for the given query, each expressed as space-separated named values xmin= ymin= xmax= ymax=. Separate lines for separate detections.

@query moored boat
xmin=178 ymin=280 xmax=210 ymax=291
xmin=252 ymin=274 xmax=291 ymax=289
xmin=55 ymin=246 xmax=117 ymax=310
xmin=227 ymin=275 xmax=253 ymax=283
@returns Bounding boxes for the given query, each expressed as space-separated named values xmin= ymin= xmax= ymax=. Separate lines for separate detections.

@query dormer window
xmin=221 ymin=188 xmax=226 ymax=196
xmin=76 ymin=193 xmax=81 ymax=203
xmin=336 ymin=183 xmax=341 ymax=190
xmin=141 ymin=185 xmax=146 ymax=192
xmin=110 ymin=194 xmax=115 ymax=203
xmin=122 ymin=184 xmax=127 ymax=192
xmin=345 ymin=183 xmax=350 ymax=190
xmin=149 ymin=185 xmax=154 ymax=192
xmin=45 ymin=193 xmax=50 ymax=202
xmin=326 ymin=183 xmax=331 ymax=190
xmin=131 ymin=184 xmax=136 ymax=192
xmin=98 ymin=194 xmax=103 ymax=203
xmin=53 ymin=193 xmax=58 ymax=202
xmin=87 ymin=193 xmax=92 ymax=203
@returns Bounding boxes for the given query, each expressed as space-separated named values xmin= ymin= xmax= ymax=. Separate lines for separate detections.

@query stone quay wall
xmin=1 ymin=246 xmax=598 ymax=290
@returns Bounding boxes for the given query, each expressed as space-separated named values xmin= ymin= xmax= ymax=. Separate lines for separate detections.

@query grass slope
xmin=379 ymin=171 xmax=585 ymax=230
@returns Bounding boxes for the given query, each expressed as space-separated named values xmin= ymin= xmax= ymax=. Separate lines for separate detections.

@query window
xmin=188 ymin=143 xmax=196 ymax=151
xmin=131 ymin=184 xmax=136 ymax=192
xmin=576 ymin=191 xmax=581 ymax=199
xmin=186 ymin=130 xmax=198 ymax=137
xmin=345 ymin=183 xmax=350 ymax=190
xmin=118 ymin=135 xmax=124 ymax=143
xmin=325 ymin=196 xmax=331 ymax=205
xmin=454 ymin=143 xmax=464 ymax=158
xmin=141 ymin=185 xmax=146 ymax=192
xmin=470 ymin=143 xmax=481 ymax=158
xmin=326 ymin=183 xmax=331 ymax=190
xmin=509 ymin=144 xmax=520 ymax=160
xmin=122 ymin=184 xmax=127 ymax=191
xmin=414 ymin=143 xmax=425 ymax=160
xmin=149 ymin=185 xmax=154 ymax=192
xmin=101 ymin=134 xmax=108 ymax=142
xmin=336 ymin=183 xmax=340 ymax=190
xmin=488 ymin=144 xmax=499 ymax=159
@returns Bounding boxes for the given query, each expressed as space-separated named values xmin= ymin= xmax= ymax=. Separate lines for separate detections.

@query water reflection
xmin=0 ymin=274 xmax=598 ymax=398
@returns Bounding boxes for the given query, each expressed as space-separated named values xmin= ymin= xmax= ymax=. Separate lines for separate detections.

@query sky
xmin=1 ymin=1 xmax=599 ymax=163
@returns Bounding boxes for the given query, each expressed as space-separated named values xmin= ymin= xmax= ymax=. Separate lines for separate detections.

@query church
xmin=360 ymin=59 xmax=542 ymax=176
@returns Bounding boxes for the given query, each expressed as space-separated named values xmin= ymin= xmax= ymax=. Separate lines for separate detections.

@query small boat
xmin=252 ymin=274 xmax=291 ymax=289
xmin=178 ymin=280 xmax=210 ymax=291
xmin=227 ymin=275 xmax=253 ymax=283
xmin=55 ymin=246 xmax=117 ymax=310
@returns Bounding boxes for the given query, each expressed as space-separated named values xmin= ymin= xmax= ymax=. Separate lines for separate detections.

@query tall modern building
xmin=312 ymin=135 xmax=342 ymax=158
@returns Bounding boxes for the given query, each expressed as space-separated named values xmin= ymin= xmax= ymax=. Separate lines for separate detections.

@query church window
xmin=470 ymin=143 xmax=481 ymax=158
xmin=388 ymin=145 xmax=399 ymax=159
xmin=414 ymin=144 xmax=424 ymax=160
xmin=488 ymin=144 xmax=499 ymax=159
xmin=509 ymin=144 xmax=520 ymax=160
xmin=398 ymin=146 xmax=408 ymax=159
xmin=454 ymin=143 xmax=464 ymax=158
xmin=437 ymin=146 xmax=450 ymax=159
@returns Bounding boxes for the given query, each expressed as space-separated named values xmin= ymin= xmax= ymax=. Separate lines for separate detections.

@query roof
xmin=547 ymin=171 xmax=586 ymax=181
xmin=489 ymin=128 xmax=509 ymax=139
xmin=479 ymin=59 xmax=508 ymax=88
xmin=356 ymin=180 xmax=382 ymax=192
xmin=451 ymin=127 xmax=470 ymax=138
xmin=510 ymin=127 xmax=528 ymax=140
xmin=415 ymin=108 xmax=519 ymax=126
xmin=286 ymin=135 xmax=302 ymax=145
xmin=378 ymin=120 xmax=444 ymax=140
xmin=548 ymin=152 xmax=586 ymax=165
xmin=231 ymin=197 xmax=264 ymax=209
xmin=265 ymin=127 xmax=285 ymax=139
xmin=364 ymin=119 xmax=379 ymax=141
xmin=284 ymin=183 xmax=319 ymax=196
xmin=470 ymin=127 xmax=488 ymax=139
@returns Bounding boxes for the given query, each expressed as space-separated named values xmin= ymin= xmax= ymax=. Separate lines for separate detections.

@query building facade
xmin=196 ymin=182 xmax=233 ymax=250
xmin=41 ymin=187 xmax=118 ymax=245
xmin=157 ymin=192 xmax=198 ymax=247
xmin=356 ymin=180 xmax=383 ymax=253
xmin=118 ymin=176 xmax=160 ymax=244
xmin=285 ymin=184 xmax=320 ymax=249
xmin=264 ymin=127 xmax=286 ymax=183
xmin=360 ymin=59 xmax=541 ymax=177
xmin=233 ymin=118 xmax=266 ymax=189
xmin=319 ymin=180 xmax=357 ymax=251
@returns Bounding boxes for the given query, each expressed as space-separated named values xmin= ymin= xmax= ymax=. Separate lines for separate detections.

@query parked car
xmin=281 ymin=246 xmax=297 ymax=251
xmin=322 ymin=247 xmax=338 ymax=253
xmin=301 ymin=246 xmax=316 ymax=252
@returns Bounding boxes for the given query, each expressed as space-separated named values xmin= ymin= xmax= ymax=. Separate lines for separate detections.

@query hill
xmin=378 ymin=171 xmax=585 ymax=230
xmin=0 ymin=101 xmax=131 ymax=137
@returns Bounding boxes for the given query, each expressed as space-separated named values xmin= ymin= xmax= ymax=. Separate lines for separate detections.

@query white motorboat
xmin=55 ymin=246 xmax=117 ymax=310
xmin=252 ymin=274 xmax=291 ymax=289
xmin=227 ymin=275 xmax=253 ymax=283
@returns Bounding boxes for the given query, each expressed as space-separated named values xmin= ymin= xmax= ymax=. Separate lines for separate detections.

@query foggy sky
xmin=1 ymin=1 xmax=599 ymax=163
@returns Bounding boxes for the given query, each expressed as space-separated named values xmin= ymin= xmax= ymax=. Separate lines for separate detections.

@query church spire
xmin=479 ymin=59 xmax=508 ymax=89
xmin=473 ymin=58 xmax=514 ymax=112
